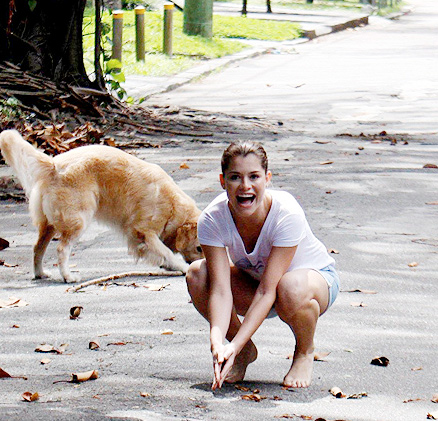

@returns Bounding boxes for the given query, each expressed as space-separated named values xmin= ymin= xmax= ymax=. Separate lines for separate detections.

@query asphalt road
xmin=1 ymin=1 xmax=437 ymax=420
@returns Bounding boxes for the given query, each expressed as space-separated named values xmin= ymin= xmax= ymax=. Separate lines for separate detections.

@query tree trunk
xmin=0 ymin=0 xmax=92 ymax=87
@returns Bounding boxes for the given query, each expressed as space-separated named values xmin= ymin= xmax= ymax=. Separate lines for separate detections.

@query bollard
xmin=135 ymin=6 xmax=145 ymax=61
xmin=163 ymin=3 xmax=174 ymax=57
xmin=112 ymin=10 xmax=123 ymax=62
xmin=183 ymin=0 xmax=213 ymax=39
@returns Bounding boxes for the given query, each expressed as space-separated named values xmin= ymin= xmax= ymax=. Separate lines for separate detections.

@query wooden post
xmin=183 ymin=0 xmax=213 ymax=38
xmin=135 ymin=6 xmax=145 ymax=61
xmin=112 ymin=10 xmax=123 ymax=62
xmin=163 ymin=3 xmax=174 ymax=57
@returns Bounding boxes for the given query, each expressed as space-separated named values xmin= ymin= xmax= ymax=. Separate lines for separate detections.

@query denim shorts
xmin=266 ymin=264 xmax=340 ymax=319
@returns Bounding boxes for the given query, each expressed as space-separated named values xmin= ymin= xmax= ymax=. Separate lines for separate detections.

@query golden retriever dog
xmin=0 ymin=130 xmax=203 ymax=282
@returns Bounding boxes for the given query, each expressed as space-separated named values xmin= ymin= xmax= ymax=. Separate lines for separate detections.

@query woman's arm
xmin=201 ymin=245 xmax=234 ymax=386
xmin=218 ymin=246 xmax=297 ymax=385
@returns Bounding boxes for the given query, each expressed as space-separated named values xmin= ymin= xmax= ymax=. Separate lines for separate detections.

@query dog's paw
xmin=63 ymin=273 xmax=81 ymax=284
xmin=34 ymin=270 xmax=53 ymax=280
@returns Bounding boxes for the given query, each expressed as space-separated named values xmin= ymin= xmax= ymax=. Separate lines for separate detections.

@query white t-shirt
xmin=198 ymin=190 xmax=335 ymax=280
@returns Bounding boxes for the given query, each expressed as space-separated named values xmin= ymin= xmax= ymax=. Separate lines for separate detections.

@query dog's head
xmin=175 ymin=222 xmax=204 ymax=263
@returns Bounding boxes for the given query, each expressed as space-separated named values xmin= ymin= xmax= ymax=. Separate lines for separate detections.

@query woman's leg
xmin=274 ymin=269 xmax=330 ymax=388
xmin=186 ymin=260 xmax=259 ymax=382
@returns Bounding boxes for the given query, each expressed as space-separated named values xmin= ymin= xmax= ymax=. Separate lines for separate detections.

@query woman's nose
xmin=240 ymin=176 xmax=251 ymax=189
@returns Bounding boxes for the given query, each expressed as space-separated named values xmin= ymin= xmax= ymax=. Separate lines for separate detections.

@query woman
xmin=186 ymin=141 xmax=340 ymax=389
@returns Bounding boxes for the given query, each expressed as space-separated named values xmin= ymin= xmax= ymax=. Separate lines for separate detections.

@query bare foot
xmin=283 ymin=351 xmax=314 ymax=388
xmin=224 ymin=341 xmax=258 ymax=384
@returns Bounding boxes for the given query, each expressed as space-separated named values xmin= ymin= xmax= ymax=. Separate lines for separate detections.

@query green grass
xmin=83 ymin=9 xmax=301 ymax=78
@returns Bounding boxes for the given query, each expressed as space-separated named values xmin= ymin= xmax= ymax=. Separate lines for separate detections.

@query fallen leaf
xmin=235 ymin=385 xmax=251 ymax=392
xmin=163 ymin=316 xmax=176 ymax=321
xmin=89 ymin=340 xmax=100 ymax=350
xmin=241 ymin=393 xmax=266 ymax=402
xmin=319 ymin=161 xmax=334 ymax=165
xmin=423 ymin=164 xmax=438 ymax=169
xmin=329 ymin=386 xmax=345 ymax=398
xmin=428 ymin=412 xmax=438 ymax=420
xmin=160 ymin=329 xmax=173 ymax=335
xmin=328 ymin=248 xmax=339 ymax=254
xmin=0 ymin=367 xmax=27 ymax=379
xmin=22 ymin=391 xmax=39 ymax=402
xmin=140 ymin=392 xmax=151 ymax=397
xmin=0 ymin=237 xmax=9 ymax=251
xmin=179 ymin=162 xmax=190 ymax=169
xmin=71 ymin=369 xmax=99 ymax=383
xmin=70 ymin=306 xmax=83 ymax=319
xmin=314 ymin=351 xmax=330 ymax=361
xmin=411 ymin=366 xmax=423 ymax=371
xmin=40 ymin=359 xmax=51 ymax=365
xmin=107 ymin=341 xmax=127 ymax=346
xmin=0 ymin=297 xmax=28 ymax=308
xmin=350 ymin=302 xmax=368 ymax=307
xmin=403 ymin=398 xmax=424 ymax=403
xmin=347 ymin=392 xmax=368 ymax=399
xmin=371 ymin=356 xmax=390 ymax=367
xmin=11 ymin=324 xmax=20 ymax=328
xmin=315 ymin=140 xmax=331 ymax=144
xmin=408 ymin=262 xmax=418 ymax=267
xmin=0 ymin=367 xmax=12 ymax=378
xmin=143 ymin=283 xmax=170 ymax=291
xmin=432 ymin=393 xmax=438 ymax=403
xmin=345 ymin=289 xmax=377 ymax=294
xmin=35 ymin=343 xmax=68 ymax=354
xmin=3 ymin=262 xmax=18 ymax=267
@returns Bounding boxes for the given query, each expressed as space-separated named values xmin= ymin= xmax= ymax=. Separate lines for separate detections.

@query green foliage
xmin=0 ymin=98 xmax=23 ymax=120
xmin=83 ymin=9 xmax=301 ymax=78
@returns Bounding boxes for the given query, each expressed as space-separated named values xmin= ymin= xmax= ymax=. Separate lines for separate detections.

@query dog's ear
xmin=175 ymin=222 xmax=197 ymax=252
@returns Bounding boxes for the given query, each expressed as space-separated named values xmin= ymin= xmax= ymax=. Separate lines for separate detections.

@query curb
xmin=126 ymin=13 xmax=371 ymax=101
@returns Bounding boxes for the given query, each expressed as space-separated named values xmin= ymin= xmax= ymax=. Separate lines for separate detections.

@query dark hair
xmin=221 ymin=141 xmax=268 ymax=174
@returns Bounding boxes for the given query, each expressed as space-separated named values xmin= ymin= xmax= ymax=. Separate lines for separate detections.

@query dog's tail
xmin=0 ymin=129 xmax=56 ymax=195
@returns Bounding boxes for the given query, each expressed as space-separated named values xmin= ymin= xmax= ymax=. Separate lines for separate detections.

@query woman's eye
xmin=229 ymin=175 xmax=239 ymax=181
xmin=250 ymin=174 xmax=260 ymax=180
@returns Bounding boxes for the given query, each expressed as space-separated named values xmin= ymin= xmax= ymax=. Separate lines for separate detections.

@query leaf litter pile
xmin=0 ymin=62 xmax=289 ymax=155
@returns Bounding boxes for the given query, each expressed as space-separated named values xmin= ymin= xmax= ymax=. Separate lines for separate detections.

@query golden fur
xmin=0 ymin=130 xmax=203 ymax=282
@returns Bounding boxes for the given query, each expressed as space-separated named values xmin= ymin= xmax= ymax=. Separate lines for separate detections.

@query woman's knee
xmin=186 ymin=259 xmax=208 ymax=291
xmin=275 ymin=271 xmax=312 ymax=315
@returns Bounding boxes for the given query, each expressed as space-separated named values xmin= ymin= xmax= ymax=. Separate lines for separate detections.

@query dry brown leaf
xmin=160 ymin=329 xmax=173 ymax=335
xmin=35 ymin=343 xmax=68 ymax=354
xmin=403 ymin=398 xmax=424 ymax=403
xmin=423 ymin=164 xmax=438 ymax=169
xmin=347 ymin=392 xmax=368 ymax=399
xmin=371 ymin=356 xmax=390 ymax=367
xmin=3 ymin=262 xmax=18 ymax=267
xmin=432 ymin=393 xmax=438 ymax=403
xmin=163 ymin=316 xmax=176 ymax=321
xmin=40 ymin=358 xmax=51 ymax=365
xmin=314 ymin=351 xmax=331 ymax=361
xmin=22 ymin=391 xmax=39 ymax=402
xmin=0 ymin=237 xmax=9 ymax=251
xmin=0 ymin=367 xmax=27 ymax=379
xmin=345 ymin=289 xmax=377 ymax=294
xmin=350 ymin=302 xmax=368 ymax=307
xmin=411 ymin=366 xmax=423 ymax=371
xmin=140 ymin=392 xmax=151 ymax=397
xmin=235 ymin=385 xmax=251 ymax=392
xmin=89 ymin=340 xmax=100 ymax=350
xmin=319 ymin=161 xmax=334 ymax=165
xmin=408 ymin=262 xmax=418 ymax=267
xmin=241 ymin=393 xmax=266 ymax=402
xmin=143 ymin=283 xmax=170 ymax=291
xmin=426 ymin=202 xmax=438 ymax=205
xmin=71 ymin=369 xmax=99 ymax=383
xmin=12 ymin=324 xmax=20 ymax=328
xmin=0 ymin=297 xmax=28 ymax=308
xmin=428 ymin=412 xmax=438 ymax=420
xmin=70 ymin=306 xmax=83 ymax=319
xmin=328 ymin=248 xmax=339 ymax=254
xmin=329 ymin=386 xmax=345 ymax=398
xmin=179 ymin=162 xmax=190 ymax=169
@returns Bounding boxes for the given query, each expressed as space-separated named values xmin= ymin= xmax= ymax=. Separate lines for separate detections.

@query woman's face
xmin=220 ymin=153 xmax=272 ymax=218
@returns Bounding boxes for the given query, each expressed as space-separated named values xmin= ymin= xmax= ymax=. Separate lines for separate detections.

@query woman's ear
xmin=219 ymin=173 xmax=225 ymax=189
xmin=266 ymin=170 xmax=272 ymax=184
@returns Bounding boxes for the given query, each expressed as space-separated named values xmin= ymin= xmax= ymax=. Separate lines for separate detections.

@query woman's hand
xmin=211 ymin=342 xmax=237 ymax=390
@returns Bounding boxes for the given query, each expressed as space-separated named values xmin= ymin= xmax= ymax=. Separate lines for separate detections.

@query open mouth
xmin=236 ymin=194 xmax=255 ymax=206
